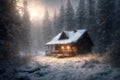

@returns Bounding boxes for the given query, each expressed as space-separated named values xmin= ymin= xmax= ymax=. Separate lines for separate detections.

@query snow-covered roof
xmin=46 ymin=29 xmax=87 ymax=45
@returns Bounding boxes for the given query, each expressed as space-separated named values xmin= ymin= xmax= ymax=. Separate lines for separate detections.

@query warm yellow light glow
xmin=67 ymin=45 xmax=71 ymax=50
xmin=28 ymin=3 xmax=45 ymax=20
xmin=28 ymin=7 xmax=39 ymax=20
xmin=61 ymin=46 xmax=65 ymax=50
xmin=17 ymin=0 xmax=45 ymax=20
xmin=17 ymin=0 xmax=54 ymax=21
xmin=61 ymin=45 xmax=71 ymax=51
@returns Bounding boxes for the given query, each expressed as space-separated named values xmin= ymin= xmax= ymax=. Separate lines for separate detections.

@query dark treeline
xmin=0 ymin=0 xmax=31 ymax=58
xmin=0 ymin=0 xmax=31 ymax=79
xmin=36 ymin=0 xmax=120 ymax=66
xmin=0 ymin=1 xmax=119 ymax=79
xmin=0 ymin=0 xmax=119 ymax=67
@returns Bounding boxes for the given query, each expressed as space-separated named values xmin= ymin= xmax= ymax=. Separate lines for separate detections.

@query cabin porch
xmin=46 ymin=44 xmax=78 ymax=57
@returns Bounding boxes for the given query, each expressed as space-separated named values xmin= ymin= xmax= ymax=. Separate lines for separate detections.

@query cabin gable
xmin=59 ymin=32 xmax=69 ymax=40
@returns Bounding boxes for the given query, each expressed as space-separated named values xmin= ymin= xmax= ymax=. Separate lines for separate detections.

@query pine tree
xmin=21 ymin=0 xmax=31 ymax=53
xmin=65 ymin=0 xmax=75 ymax=30
xmin=0 ymin=0 xmax=23 ymax=58
xmin=86 ymin=0 xmax=95 ymax=28
xmin=58 ymin=4 xmax=65 ymax=32
xmin=76 ymin=0 xmax=85 ymax=29
xmin=85 ymin=0 xmax=98 ymax=50
xmin=105 ymin=0 xmax=120 ymax=67
xmin=97 ymin=0 xmax=114 ymax=53
xmin=42 ymin=9 xmax=52 ymax=44
xmin=114 ymin=0 xmax=120 ymax=32
xmin=53 ymin=10 xmax=59 ymax=34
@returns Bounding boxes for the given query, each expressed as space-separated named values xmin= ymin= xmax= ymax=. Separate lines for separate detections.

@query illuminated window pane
xmin=67 ymin=45 xmax=70 ymax=50
xmin=61 ymin=46 xmax=65 ymax=50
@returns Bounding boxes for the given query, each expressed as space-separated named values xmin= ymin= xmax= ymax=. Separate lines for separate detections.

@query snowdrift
xmin=14 ymin=55 xmax=120 ymax=80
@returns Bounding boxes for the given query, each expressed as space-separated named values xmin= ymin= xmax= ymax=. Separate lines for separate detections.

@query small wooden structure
xmin=46 ymin=29 xmax=94 ymax=57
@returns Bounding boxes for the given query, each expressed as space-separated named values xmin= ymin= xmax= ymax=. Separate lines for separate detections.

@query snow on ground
xmin=15 ymin=55 xmax=120 ymax=80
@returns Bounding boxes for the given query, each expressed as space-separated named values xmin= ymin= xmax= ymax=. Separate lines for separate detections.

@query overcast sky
xmin=29 ymin=0 xmax=79 ymax=8
xmin=28 ymin=0 xmax=79 ymax=20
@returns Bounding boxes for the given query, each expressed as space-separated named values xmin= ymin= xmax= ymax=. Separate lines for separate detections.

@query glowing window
xmin=67 ymin=45 xmax=71 ymax=50
xmin=61 ymin=46 xmax=65 ymax=50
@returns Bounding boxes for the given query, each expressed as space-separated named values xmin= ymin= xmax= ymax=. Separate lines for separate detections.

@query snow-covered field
xmin=14 ymin=55 xmax=120 ymax=80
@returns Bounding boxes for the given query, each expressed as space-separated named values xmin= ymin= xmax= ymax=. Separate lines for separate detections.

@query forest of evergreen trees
xmin=0 ymin=0 xmax=31 ymax=59
xmin=37 ymin=0 xmax=120 ymax=66
xmin=0 ymin=0 xmax=120 ymax=67
xmin=0 ymin=0 xmax=120 ymax=79
xmin=0 ymin=0 xmax=31 ymax=79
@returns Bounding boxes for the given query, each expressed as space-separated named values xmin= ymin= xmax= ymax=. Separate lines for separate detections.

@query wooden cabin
xmin=46 ymin=29 xmax=94 ymax=57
